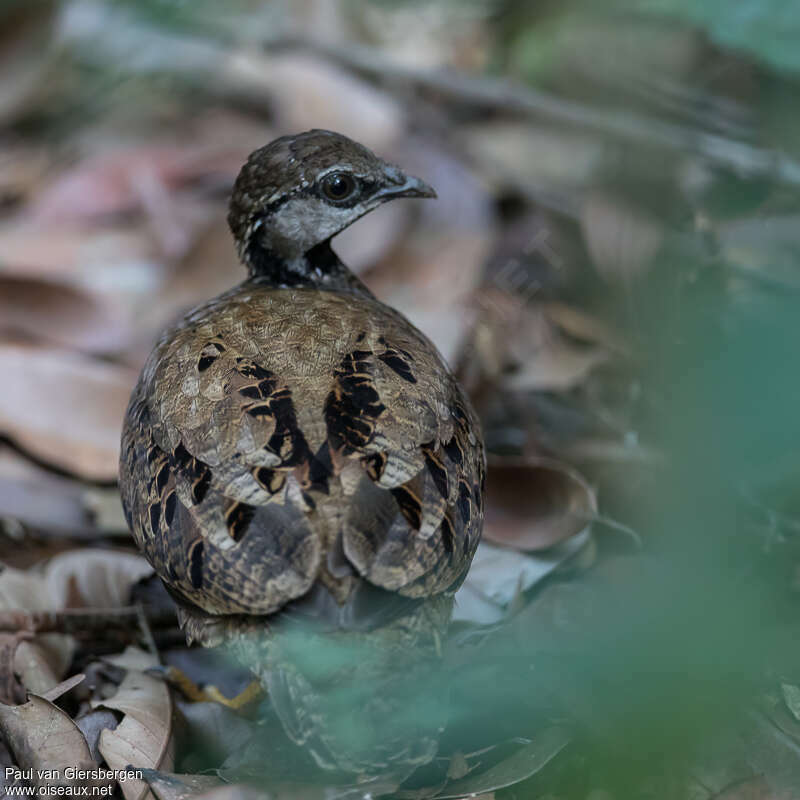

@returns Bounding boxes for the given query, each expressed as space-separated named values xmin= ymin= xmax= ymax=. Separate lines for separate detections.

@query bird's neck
xmin=244 ymin=239 xmax=372 ymax=296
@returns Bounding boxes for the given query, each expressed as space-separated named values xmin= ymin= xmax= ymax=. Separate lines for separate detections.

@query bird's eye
xmin=321 ymin=172 xmax=357 ymax=202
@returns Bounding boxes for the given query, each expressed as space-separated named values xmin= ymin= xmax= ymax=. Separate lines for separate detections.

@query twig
xmin=0 ymin=606 xmax=177 ymax=635
xmin=135 ymin=602 xmax=162 ymax=664
xmin=265 ymin=36 xmax=800 ymax=186
xmin=40 ymin=673 xmax=86 ymax=702
xmin=584 ymin=512 xmax=643 ymax=548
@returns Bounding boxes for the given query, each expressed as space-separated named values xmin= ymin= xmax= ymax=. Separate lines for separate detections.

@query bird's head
xmin=228 ymin=129 xmax=436 ymax=275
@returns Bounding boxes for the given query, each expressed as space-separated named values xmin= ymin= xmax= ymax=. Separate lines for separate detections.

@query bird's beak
xmin=375 ymin=170 xmax=437 ymax=201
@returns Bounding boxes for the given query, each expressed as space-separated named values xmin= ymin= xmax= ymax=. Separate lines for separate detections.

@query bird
xmin=119 ymin=129 xmax=485 ymax=653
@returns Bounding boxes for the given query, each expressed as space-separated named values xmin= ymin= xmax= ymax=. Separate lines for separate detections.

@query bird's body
xmin=119 ymin=130 xmax=485 ymax=645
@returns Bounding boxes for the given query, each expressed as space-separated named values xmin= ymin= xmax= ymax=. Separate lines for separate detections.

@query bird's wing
xmin=326 ymin=302 xmax=485 ymax=598
xmin=120 ymin=308 xmax=326 ymax=617
xmin=119 ymin=291 xmax=484 ymax=618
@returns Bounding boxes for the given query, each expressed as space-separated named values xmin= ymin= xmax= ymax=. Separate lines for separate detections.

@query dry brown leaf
xmin=467 ymin=293 xmax=610 ymax=393
xmin=0 ymin=221 xmax=158 ymax=282
xmin=462 ymin=121 xmax=605 ymax=189
xmin=543 ymin=301 xmax=631 ymax=357
xmin=45 ymin=549 xmax=153 ymax=610
xmin=222 ymin=50 xmax=403 ymax=151
xmin=0 ymin=275 xmax=135 ymax=354
xmin=0 ymin=343 xmax=136 ymax=481
xmin=0 ymin=633 xmax=27 ymax=704
xmin=581 ymin=191 xmax=664 ymax=282
xmin=0 ymin=448 xmax=97 ymax=534
xmin=483 ymin=457 xmax=597 ymax=551
xmin=39 ymin=672 xmax=85 ymax=702
xmin=333 ymin=200 xmax=410 ymax=274
xmin=82 ymin=486 xmax=130 ymax=534
xmin=0 ymin=566 xmax=47 ymax=610
xmin=30 ymin=144 xmax=240 ymax=226
xmin=0 ymin=550 xmax=152 ymax=694
xmin=0 ymin=694 xmax=110 ymax=790
xmin=0 ymin=549 xmax=152 ymax=612
xmin=139 ymin=218 xmax=241 ymax=340
xmin=94 ymin=669 xmax=175 ymax=800
xmin=504 ymin=336 xmax=609 ymax=392
xmin=367 ymin=232 xmax=489 ymax=363
xmin=104 ymin=645 xmax=159 ymax=672
xmin=13 ymin=639 xmax=73 ymax=697
xmin=0 ymin=566 xmax=74 ymax=695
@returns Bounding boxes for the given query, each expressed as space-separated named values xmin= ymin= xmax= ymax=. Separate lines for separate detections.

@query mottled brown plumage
xmin=119 ymin=130 xmax=485 ymax=644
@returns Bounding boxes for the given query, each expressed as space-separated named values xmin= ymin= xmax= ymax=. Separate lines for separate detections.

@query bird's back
xmin=119 ymin=282 xmax=484 ymax=625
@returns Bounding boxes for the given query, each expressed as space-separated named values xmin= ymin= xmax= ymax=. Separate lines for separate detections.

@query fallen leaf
xmin=13 ymin=638 xmax=72 ymax=696
xmin=333 ymin=201 xmax=410 ymax=274
xmin=581 ymin=191 xmax=664 ymax=283
xmin=223 ymin=50 xmax=403 ymax=151
xmin=39 ymin=672 xmax=85 ymax=702
xmin=465 ymin=294 xmax=610 ymax=394
xmin=452 ymin=532 xmax=592 ymax=625
xmin=0 ymin=633 xmax=27 ymax=704
xmin=0 ymin=342 xmax=136 ymax=481
xmin=0 ymin=694 xmax=109 ymax=790
xmin=0 ymin=549 xmax=153 ymax=613
xmin=0 ymin=550 xmax=152 ymax=695
xmin=0 ymin=275 xmax=134 ymax=354
xmin=29 ymin=143 xmax=240 ymax=226
xmin=367 ymin=232 xmax=489 ymax=363
xmin=461 ymin=121 xmax=605 ymax=190
xmin=504 ymin=336 xmax=609 ymax=392
xmin=139 ymin=770 xmax=223 ymax=799
xmin=483 ymin=457 xmax=597 ymax=551
xmin=0 ymin=566 xmax=74 ymax=695
xmin=0 ymin=220 xmax=158 ymax=283
xmin=94 ymin=669 xmax=175 ymax=800
xmin=139 ymin=218 xmax=241 ymax=341
xmin=45 ymin=549 xmax=153 ymax=609
xmin=104 ymin=646 xmax=160 ymax=672
xmin=434 ymin=727 xmax=570 ymax=798
xmin=543 ymin=301 xmax=631 ymax=357
xmin=0 ymin=734 xmax=19 ymax=793
xmin=76 ymin=708 xmax=119 ymax=764
xmin=82 ymin=486 xmax=130 ymax=534
xmin=0 ymin=447 xmax=97 ymax=534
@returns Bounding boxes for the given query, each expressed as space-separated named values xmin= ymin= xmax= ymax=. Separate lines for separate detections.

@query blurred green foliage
xmin=634 ymin=0 xmax=800 ymax=74
xmin=4 ymin=0 xmax=797 ymax=795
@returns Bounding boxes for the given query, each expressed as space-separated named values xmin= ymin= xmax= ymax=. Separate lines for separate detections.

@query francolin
xmin=119 ymin=130 xmax=485 ymax=648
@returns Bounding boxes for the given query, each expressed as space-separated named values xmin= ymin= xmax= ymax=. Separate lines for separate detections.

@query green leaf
xmin=631 ymin=0 xmax=800 ymax=74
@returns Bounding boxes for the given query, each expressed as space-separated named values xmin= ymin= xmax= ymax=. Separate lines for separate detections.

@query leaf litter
xmin=0 ymin=0 xmax=798 ymax=797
